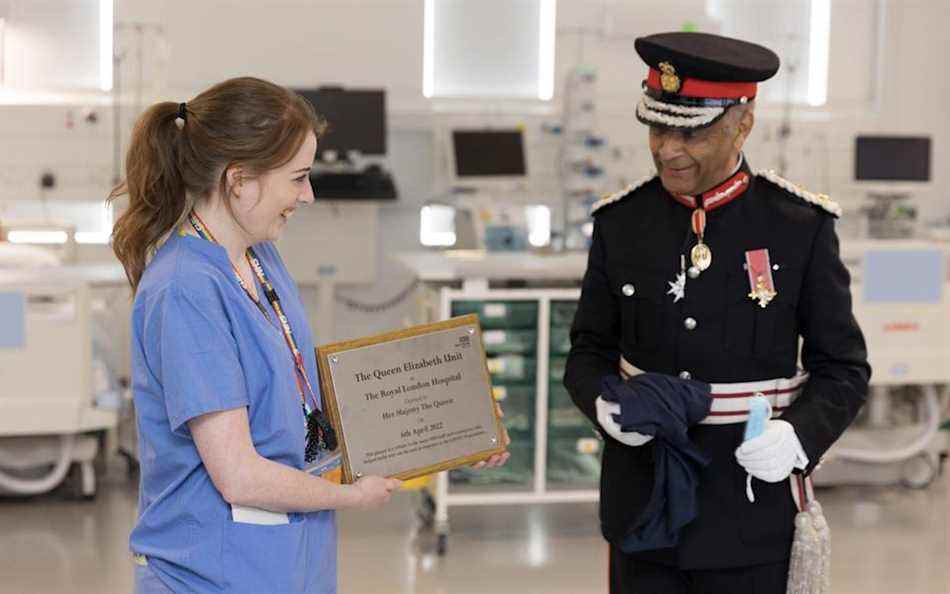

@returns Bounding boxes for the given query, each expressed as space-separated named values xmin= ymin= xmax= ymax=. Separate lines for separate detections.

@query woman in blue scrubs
xmin=109 ymin=77 xmax=508 ymax=594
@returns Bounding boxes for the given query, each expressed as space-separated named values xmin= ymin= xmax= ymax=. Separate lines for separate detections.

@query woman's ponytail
xmin=109 ymin=102 xmax=191 ymax=291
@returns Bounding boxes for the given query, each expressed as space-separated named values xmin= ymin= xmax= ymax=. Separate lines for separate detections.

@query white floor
xmin=1 ymin=462 xmax=947 ymax=594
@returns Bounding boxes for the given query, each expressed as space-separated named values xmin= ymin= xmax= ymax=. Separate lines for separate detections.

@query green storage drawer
xmin=550 ymin=300 xmax=579 ymax=327
xmin=549 ymin=326 xmax=572 ymax=356
xmin=547 ymin=436 xmax=602 ymax=485
xmin=549 ymin=356 xmax=567 ymax=384
xmin=548 ymin=384 xmax=592 ymax=437
xmin=492 ymin=383 xmax=534 ymax=434
xmin=548 ymin=383 xmax=573 ymax=409
xmin=451 ymin=301 xmax=538 ymax=329
xmin=486 ymin=355 xmax=536 ymax=382
xmin=482 ymin=329 xmax=537 ymax=355
xmin=548 ymin=410 xmax=594 ymax=438
xmin=450 ymin=440 xmax=534 ymax=486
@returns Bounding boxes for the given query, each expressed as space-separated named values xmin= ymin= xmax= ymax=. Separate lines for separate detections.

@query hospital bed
xmin=0 ymin=245 xmax=122 ymax=499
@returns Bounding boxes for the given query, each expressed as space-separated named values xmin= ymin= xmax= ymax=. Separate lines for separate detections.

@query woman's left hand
xmin=471 ymin=401 xmax=511 ymax=470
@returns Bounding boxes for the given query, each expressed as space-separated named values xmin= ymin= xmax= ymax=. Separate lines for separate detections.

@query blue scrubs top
xmin=129 ymin=232 xmax=336 ymax=594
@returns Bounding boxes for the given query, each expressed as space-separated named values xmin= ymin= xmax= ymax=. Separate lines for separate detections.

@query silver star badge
xmin=667 ymin=272 xmax=686 ymax=303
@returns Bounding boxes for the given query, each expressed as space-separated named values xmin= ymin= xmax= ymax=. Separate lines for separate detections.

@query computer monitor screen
xmin=452 ymin=130 xmax=527 ymax=177
xmin=296 ymin=88 xmax=387 ymax=156
xmin=855 ymin=136 xmax=931 ymax=182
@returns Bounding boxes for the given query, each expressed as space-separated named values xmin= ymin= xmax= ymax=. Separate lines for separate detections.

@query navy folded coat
xmin=600 ymin=373 xmax=713 ymax=552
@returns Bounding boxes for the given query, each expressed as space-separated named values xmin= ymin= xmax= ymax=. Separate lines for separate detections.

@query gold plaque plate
xmin=316 ymin=315 xmax=505 ymax=484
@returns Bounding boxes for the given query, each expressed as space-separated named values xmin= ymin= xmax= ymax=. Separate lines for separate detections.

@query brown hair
xmin=108 ymin=76 xmax=325 ymax=291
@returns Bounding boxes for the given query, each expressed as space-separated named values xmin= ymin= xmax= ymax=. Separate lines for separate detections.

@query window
xmin=707 ymin=0 xmax=830 ymax=106
xmin=0 ymin=0 xmax=113 ymax=95
xmin=424 ymin=0 xmax=556 ymax=100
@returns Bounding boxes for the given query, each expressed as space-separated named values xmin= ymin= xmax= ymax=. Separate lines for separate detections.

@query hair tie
xmin=177 ymin=102 xmax=188 ymax=122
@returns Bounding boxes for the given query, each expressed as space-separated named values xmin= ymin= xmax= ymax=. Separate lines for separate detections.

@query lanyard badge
xmin=188 ymin=212 xmax=337 ymax=462
xmin=305 ymin=405 xmax=338 ymax=461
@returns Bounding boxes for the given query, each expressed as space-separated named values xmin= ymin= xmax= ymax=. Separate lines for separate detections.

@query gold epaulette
xmin=755 ymin=169 xmax=841 ymax=217
xmin=590 ymin=172 xmax=657 ymax=215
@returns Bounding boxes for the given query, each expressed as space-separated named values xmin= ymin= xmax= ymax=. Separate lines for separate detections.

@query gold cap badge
xmin=659 ymin=62 xmax=682 ymax=94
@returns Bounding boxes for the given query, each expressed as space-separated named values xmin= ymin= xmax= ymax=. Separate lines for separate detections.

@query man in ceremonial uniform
xmin=564 ymin=32 xmax=870 ymax=593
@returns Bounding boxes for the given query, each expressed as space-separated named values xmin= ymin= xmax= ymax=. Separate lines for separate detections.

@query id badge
xmin=305 ymin=450 xmax=342 ymax=484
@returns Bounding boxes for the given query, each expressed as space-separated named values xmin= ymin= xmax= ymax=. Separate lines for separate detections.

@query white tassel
xmin=786 ymin=499 xmax=831 ymax=594
xmin=811 ymin=501 xmax=832 ymax=593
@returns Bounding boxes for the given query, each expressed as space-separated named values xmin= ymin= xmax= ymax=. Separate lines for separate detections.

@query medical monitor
xmin=295 ymin=87 xmax=387 ymax=158
xmin=855 ymin=136 xmax=931 ymax=182
xmin=452 ymin=130 xmax=527 ymax=178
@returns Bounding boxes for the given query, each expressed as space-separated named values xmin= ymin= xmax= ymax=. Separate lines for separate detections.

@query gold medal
xmin=690 ymin=208 xmax=712 ymax=271
xmin=745 ymin=250 xmax=778 ymax=308
xmin=748 ymin=276 xmax=777 ymax=308
xmin=691 ymin=242 xmax=712 ymax=271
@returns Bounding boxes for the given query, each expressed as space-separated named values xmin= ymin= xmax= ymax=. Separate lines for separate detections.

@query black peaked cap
xmin=635 ymin=32 xmax=780 ymax=82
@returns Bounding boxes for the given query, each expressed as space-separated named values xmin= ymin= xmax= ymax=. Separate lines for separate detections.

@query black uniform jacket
xmin=564 ymin=161 xmax=871 ymax=570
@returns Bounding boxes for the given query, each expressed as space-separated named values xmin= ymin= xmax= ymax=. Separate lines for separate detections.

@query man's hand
xmin=596 ymin=396 xmax=654 ymax=447
xmin=735 ymin=419 xmax=808 ymax=483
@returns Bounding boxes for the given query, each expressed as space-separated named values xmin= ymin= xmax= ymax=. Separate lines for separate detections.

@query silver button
xmin=684 ymin=317 xmax=697 ymax=331
xmin=687 ymin=266 xmax=701 ymax=279
xmin=622 ymin=284 xmax=636 ymax=297
xmin=679 ymin=371 xmax=692 ymax=380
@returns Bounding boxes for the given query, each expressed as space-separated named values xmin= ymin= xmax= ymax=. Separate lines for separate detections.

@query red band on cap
xmin=648 ymin=69 xmax=757 ymax=100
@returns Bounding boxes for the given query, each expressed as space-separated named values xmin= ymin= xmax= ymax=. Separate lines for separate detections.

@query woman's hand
xmin=351 ymin=476 xmax=401 ymax=509
xmin=472 ymin=400 xmax=511 ymax=470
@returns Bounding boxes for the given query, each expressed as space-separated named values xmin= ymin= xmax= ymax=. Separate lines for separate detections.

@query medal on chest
xmin=690 ymin=208 xmax=712 ymax=271
xmin=671 ymin=170 xmax=751 ymax=276
xmin=745 ymin=248 xmax=778 ymax=308
xmin=667 ymin=255 xmax=687 ymax=303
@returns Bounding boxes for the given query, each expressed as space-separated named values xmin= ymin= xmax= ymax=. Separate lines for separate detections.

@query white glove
xmin=595 ymin=396 xmax=654 ymax=447
xmin=735 ymin=419 xmax=809 ymax=483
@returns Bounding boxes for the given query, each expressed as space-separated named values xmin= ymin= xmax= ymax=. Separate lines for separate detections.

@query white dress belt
xmin=619 ymin=356 xmax=808 ymax=425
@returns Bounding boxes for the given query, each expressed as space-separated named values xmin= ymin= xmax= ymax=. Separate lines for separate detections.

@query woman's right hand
xmin=351 ymin=476 xmax=401 ymax=509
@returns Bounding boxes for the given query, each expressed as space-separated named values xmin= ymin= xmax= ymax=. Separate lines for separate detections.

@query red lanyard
xmin=188 ymin=212 xmax=320 ymax=415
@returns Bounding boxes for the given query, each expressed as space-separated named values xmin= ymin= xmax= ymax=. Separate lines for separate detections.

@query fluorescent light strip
xmin=537 ymin=0 xmax=556 ymax=101
xmin=422 ymin=0 xmax=435 ymax=98
xmin=0 ymin=18 xmax=6 ymax=86
xmin=8 ymin=230 xmax=69 ymax=244
xmin=99 ymin=0 xmax=113 ymax=92
xmin=807 ymin=0 xmax=830 ymax=107
xmin=75 ymin=231 xmax=111 ymax=245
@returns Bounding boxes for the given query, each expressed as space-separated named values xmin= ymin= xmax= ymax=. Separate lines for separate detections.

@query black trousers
xmin=609 ymin=546 xmax=790 ymax=594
